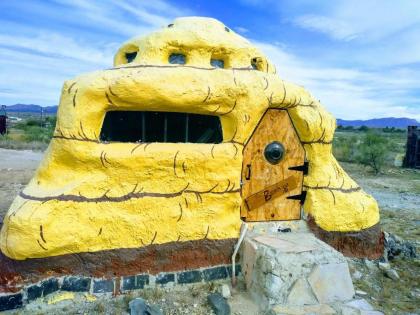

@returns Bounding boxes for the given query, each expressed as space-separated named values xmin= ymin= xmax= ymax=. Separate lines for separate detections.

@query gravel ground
xmin=6 ymin=281 xmax=259 ymax=315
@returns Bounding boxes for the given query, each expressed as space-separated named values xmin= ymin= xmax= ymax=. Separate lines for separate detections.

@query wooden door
xmin=241 ymin=109 xmax=305 ymax=221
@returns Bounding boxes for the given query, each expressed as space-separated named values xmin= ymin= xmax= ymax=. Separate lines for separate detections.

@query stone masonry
xmin=242 ymin=222 xmax=355 ymax=311
xmin=241 ymin=221 xmax=385 ymax=314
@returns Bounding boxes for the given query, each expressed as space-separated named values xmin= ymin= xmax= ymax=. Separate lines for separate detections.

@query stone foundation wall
xmin=0 ymin=264 xmax=241 ymax=312
xmin=0 ymin=238 xmax=236 ymax=294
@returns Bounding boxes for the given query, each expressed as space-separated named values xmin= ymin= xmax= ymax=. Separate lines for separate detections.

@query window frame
xmin=99 ymin=110 xmax=224 ymax=144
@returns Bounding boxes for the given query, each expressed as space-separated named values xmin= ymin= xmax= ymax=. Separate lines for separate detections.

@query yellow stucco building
xmin=0 ymin=17 xmax=382 ymax=263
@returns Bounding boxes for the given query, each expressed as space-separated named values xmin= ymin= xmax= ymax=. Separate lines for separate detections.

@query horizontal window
xmin=100 ymin=111 xmax=223 ymax=144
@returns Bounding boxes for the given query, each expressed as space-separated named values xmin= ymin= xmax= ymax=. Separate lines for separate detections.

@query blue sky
xmin=1 ymin=0 xmax=419 ymax=120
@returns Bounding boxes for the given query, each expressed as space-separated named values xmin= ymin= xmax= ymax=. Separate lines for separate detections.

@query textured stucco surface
xmin=0 ymin=17 xmax=379 ymax=260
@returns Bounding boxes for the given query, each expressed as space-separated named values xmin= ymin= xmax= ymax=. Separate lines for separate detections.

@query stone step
xmin=241 ymin=226 xmax=384 ymax=314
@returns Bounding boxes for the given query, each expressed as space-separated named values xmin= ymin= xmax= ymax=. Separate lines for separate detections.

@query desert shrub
xmin=23 ymin=125 xmax=54 ymax=142
xmin=356 ymin=131 xmax=389 ymax=174
xmin=0 ymin=134 xmax=47 ymax=151
xmin=383 ymin=126 xmax=405 ymax=133
xmin=333 ymin=135 xmax=359 ymax=162
xmin=13 ymin=116 xmax=56 ymax=143
xmin=358 ymin=125 xmax=369 ymax=132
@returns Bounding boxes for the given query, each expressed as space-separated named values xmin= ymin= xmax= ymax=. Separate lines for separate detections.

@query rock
xmin=308 ymin=263 xmax=355 ymax=303
xmin=410 ymin=289 xmax=420 ymax=299
xmin=265 ymin=273 xmax=285 ymax=299
xmin=342 ymin=299 xmax=385 ymax=315
xmin=220 ymin=284 xmax=231 ymax=299
xmin=129 ymin=298 xmax=163 ymax=315
xmin=129 ymin=298 xmax=147 ymax=315
xmin=352 ymin=270 xmax=363 ymax=280
xmin=345 ymin=299 xmax=374 ymax=311
xmin=384 ymin=232 xmax=417 ymax=260
xmin=384 ymin=269 xmax=400 ymax=280
xmin=377 ymin=262 xmax=390 ymax=271
xmin=269 ymin=304 xmax=336 ymax=314
xmin=393 ymin=234 xmax=404 ymax=243
xmin=208 ymin=293 xmax=230 ymax=315
xmin=146 ymin=305 xmax=163 ymax=315
xmin=341 ymin=306 xmax=361 ymax=315
xmin=286 ymin=278 xmax=318 ymax=306
xmin=363 ymin=259 xmax=377 ymax=271
xmin=242 ymin=233 xmax=346 ymax=306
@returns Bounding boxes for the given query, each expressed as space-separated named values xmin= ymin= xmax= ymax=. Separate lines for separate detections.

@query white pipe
xmin=231 ymin=222 xmax=248 ymax=287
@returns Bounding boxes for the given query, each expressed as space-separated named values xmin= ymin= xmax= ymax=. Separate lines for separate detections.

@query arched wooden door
xmin=241 ymin=109 xmax=306 ymax=221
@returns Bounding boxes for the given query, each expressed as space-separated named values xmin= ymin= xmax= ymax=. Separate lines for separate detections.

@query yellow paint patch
xmin=0 ymin=17 xmax=379 ymax=260
xmin=47 ymin=292 xmax=75 ymax=304
xmin=84 ymin=293 xmax=97 ymax=302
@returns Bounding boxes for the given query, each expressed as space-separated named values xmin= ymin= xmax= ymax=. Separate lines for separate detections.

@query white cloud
xmin=254 ymin=41 xmax=420 ymax=120
xmin=0 ymin=33 xmax=114 ymax=66
xmin=294 ymin=15 xmax=359 ymax=41
xmin=234 ymin=26 xmax=249 ymax=34
xmin=293 ymin=1 xmax=420 ymax=43
xmin=0 ymin=0 xmax=191 ymax=105
xmin=1 ymin=0 xmax=418 ymax=121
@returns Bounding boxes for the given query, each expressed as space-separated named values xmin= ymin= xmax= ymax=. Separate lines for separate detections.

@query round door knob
xmin=264 ymin=141 xmax=285 ymax=164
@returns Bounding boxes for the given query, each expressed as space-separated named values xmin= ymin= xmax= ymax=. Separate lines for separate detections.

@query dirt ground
xmin=340 ymin=162 xmax=420 ymax=315
xmin=0 ymin=150 xmax=419 ymax=314
xmin=0 ymin=148 xmax=43 ymax=223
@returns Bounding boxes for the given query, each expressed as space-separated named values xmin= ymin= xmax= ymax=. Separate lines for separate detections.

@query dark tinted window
xmin=125 ymin=51 xmax=137 ymax=63
xmin=100 ymin=111 xmax=223 ymax=143
xmin=210 ymin=59 xmax=224 ymax=68
xmin=169 ymin=53 xmax=186 ymax=64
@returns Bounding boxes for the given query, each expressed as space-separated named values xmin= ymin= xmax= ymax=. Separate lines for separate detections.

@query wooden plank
xmin=245 ymin=175 xmax=298 ymax=210
xmin=241 ymin=109 xmax=305 ymax=221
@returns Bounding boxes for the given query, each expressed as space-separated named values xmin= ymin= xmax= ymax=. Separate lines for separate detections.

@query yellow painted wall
xmin=0 ymin=17 xmax=379 ymax=260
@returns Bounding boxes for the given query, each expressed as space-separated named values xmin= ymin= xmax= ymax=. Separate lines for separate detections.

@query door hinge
xmin=245 ymin=164 xmax=251 ymax=180
xmin=286 ymin=191 xmax=307 ymax=205
xmin=289 ymin=161 xmax=309 ymax=175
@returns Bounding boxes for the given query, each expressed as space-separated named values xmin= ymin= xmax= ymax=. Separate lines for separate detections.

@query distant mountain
xmin=337 ymin=117 xmax=419 ymax=128
xmin=2 ymin=105 xmax=419 ymax=129
xmin=3 ymin=104 xmax=58 ymax=113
